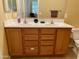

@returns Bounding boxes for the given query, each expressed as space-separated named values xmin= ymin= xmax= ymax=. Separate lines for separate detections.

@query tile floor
xmin=11 ymin=48 xmax=77 ymax=59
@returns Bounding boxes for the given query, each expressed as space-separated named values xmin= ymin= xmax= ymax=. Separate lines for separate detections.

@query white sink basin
xmin=27 ymin=22 xmax=51 ymax=25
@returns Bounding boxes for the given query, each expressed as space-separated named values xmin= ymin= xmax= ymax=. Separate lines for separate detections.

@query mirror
xmin=24 ymin=0 xmax=38 ymax=18
xmin=17 ymin=0 xmax=38 ymax=18
xmin=3 ymin=0 xmax=38 ymax=18
xmin=3 ymin=0 xmax=67 ymax=19
xmin=3 ymin=0 xmax=17 ymax=12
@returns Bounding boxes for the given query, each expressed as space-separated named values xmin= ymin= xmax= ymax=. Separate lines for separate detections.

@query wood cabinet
xmin=40 ymin=46 xmax=54 ymax=55
xmin=55 ymin=29 xmax=71 ymax=54
xmin=24 ymin=46 xmax=38 ymax=56
xmin=5 ymin=29 xmax=23 ymax=56
xmin=39 ymin=29 xmax=56 ymax=55
xmin=5 ymin=28 xmax=71 ymax=56
xmin=40 ymin=29 xmax=56 ymax=35
xmin=21 ymin=29 xmax=39 ymax=56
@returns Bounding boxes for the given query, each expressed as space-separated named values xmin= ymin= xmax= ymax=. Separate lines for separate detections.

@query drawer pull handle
xmin=30 ymin=48 xmax=35 ymax=50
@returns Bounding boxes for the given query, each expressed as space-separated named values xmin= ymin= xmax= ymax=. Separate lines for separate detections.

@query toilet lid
xmin=74 ymin=40 xmax=79 ymax=47
xmin=74 ymin=40 xmax=79 ymax=44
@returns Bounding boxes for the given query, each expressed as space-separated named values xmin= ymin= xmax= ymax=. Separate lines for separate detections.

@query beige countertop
xmin=4 ymin=19 xmax=73 ymax=28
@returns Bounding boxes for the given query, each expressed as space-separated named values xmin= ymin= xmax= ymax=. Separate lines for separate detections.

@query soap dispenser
xmin=17 ymin=17 xmax=21 ymax=23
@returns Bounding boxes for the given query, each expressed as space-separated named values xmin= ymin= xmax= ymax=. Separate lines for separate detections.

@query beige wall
xmin=0 ymin=0 xmax=9 ymax=59
xmin=65 ymin=0 xmax=79 ymax=27
xmin=39 ymin=0 xmax=67 ymax=19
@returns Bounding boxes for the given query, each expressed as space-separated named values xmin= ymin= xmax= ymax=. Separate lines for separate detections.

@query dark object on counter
xmin=17 ymin=18 xmax=21 ymax=23
xmin=40 ymin=21 xmax=45 ymax=24
xmin=51 ymin=10 xmax=58 ymax=18
xmin=34 ymin=19 xmax=38 ymax=23
xmin=30 ymin=13 xmax=36 ymax=17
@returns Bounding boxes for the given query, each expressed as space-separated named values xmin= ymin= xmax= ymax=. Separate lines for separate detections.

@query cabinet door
xmin=40 ymin=46 xmax=54 ymax=55
xmin=55 ymin=28 xmax=71 ymax=55
xmin=5 ymin=29 xmax=23 ymax=56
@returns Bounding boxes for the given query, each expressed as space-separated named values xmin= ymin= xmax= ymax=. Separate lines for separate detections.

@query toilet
xmin=72 ymin=28 xmax=79 ymax=59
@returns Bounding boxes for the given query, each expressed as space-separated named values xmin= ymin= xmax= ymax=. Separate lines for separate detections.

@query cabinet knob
xmin=30 ymin=48 xmax=35 ymax=50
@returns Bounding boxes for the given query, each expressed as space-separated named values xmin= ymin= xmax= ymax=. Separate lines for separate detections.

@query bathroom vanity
xmin=3 ymin=0 xmax=72 ymax=57
xmin=4 ymin=19 xmax=73 ymax=56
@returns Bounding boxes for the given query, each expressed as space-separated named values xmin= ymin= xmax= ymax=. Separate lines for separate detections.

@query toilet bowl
xmin=74 ymin=40 xmax=79 ymax=48
xmin=72 ymin=28 xmax=79 ymax=59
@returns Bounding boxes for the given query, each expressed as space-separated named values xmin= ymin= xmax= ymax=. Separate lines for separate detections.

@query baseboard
xmin=1 ymin=55 xmax=10 ymax=59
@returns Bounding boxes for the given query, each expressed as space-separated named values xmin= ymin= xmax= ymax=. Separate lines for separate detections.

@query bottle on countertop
xmin=17 ymin=17 xmax=21 ymax=23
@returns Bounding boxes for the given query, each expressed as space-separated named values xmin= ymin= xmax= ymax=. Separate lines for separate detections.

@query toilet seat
xmin=74 ymin=40 xmax=79 ymax=48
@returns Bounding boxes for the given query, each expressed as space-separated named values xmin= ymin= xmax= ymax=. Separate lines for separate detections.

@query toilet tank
xmin=72 ymin=28 xmax=79 ymax=40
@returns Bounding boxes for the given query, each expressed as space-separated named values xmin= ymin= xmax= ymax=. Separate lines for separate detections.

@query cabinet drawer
xmin=24 ymin=47 xmax=38 ymax=56
xmin=23 ymin=41 xmax=38 ymax=46
xmin=40 ymin=29 xmax=56 ymax=34
xmin=40 ymin=46 xmax=54 ymax=55
xmin=22 ymin=29 xmax=38 ymax=35
xmin=23 ymin=35 xmax=38 ymax=40
xmin=40 ymin=41 xmax=55 ymax=46
xmin=40 ymin=35 xmax=55 ymax=40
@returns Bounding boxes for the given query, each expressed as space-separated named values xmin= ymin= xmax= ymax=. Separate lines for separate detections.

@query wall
xmin=65 ymin=0 xmax=79 ymax=27
xmin=39 ymin=0 xmax=67 ymax=19
xmin=0 ymin=0 xmax=9 ymax=59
